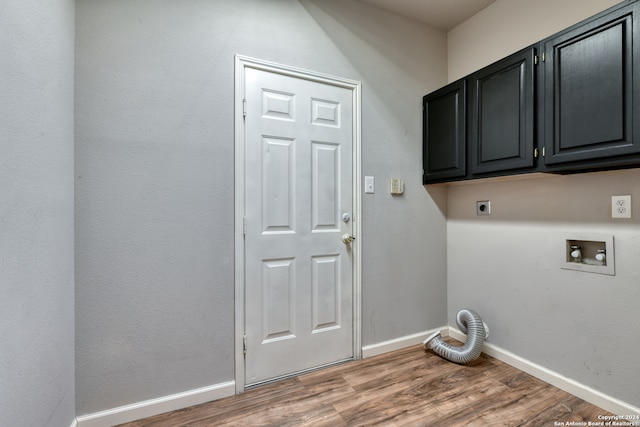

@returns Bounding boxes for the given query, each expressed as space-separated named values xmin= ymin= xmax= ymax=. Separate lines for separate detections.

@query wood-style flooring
xmin=118 ymin=339 xmax=612 ymax=426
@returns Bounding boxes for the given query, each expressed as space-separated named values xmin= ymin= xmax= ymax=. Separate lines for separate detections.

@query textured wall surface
xmin=0 ymin=0 xmax=76 ymax=425
xmin=446 ymin=0 xmax=640 ymax=408
xmin=447 ymin=0 xmax=622 ymax=82
xmin=75 ymin=0 xmax=448 ymax=414
xmin=6 ymin=0 xmax=635 ymax=420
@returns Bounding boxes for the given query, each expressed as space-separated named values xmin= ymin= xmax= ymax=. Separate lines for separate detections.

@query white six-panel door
xmin=238 ymin=60 xmax=359 ymax=387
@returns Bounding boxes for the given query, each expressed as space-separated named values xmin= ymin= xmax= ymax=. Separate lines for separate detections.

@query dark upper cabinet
xmin=542 ymin=1 xmax=640 ymax=166
xmin=422 ymin=0 xmax=640 ymax=184
xmin=423 ymin=80 xmax=466 ymax=183
xmin=469 ymin=47 xmax=537 ymax=175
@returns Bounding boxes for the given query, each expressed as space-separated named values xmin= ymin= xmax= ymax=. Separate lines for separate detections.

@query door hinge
xmin=243 ymin=334 xmax=248 ymax=355
xmin=243 ymin=99 xmax=247 ymax=118
xmin=243 ymin=217 xmax=247 ymax=237
xmin=542 ymin=147 xmax=546 ymax=157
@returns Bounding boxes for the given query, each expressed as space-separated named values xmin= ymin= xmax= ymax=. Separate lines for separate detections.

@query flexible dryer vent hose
xmin=423 ymin=308 xmax=489 ymax=364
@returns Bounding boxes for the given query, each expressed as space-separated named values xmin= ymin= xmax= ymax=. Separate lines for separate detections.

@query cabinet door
xmin=543 ymin=2 xmax=640 ymax=165
xmin=469 ymin=47 xmax=536 ymax=175
xmin=423 ymin=80 xmax=466 ymax=183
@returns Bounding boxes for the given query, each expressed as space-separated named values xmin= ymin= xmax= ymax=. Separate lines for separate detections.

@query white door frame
xmin=234 ymin=55 xmax=362 ymax=393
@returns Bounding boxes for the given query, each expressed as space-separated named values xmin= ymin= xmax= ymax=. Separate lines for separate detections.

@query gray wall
xmin=0 ymin=0 xmax=76 ymax=426
xmin=446 ymin=0 xmax=640 ymax=408
xmin=74 ymin=0 xmax=448 ymax=414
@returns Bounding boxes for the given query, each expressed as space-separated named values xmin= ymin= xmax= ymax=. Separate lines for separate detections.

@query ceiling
xmin=359 ymin=0 xmax=497 ymax=31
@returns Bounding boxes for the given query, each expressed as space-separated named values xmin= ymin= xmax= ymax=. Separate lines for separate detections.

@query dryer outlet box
xmin=476 ymin=201 xmax=491 ymax=216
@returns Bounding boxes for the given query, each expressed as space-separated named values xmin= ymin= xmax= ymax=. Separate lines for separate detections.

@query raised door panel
xmin=470 ymin=47 xmax=536 ymax=175
xmin=543 ymin=2 xmax=640 ymax=165
xmin=261 ymin=258 xmax=296 ymax=343
xmin=311 ymin=141 xmax=340 ymax=231
xmin=262 ymin=137 xmax=295 ymax=234
xmin=423 ymin=80 xmax=466 ymax=183
xmin=311 ymin=255 xmax=341 ymax=333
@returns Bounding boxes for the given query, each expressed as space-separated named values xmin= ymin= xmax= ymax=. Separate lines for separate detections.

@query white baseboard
xmin=75 ymin=380 xmax=235 ymax=427
xmin=448 ymin=328 xmax=640 ymax=416
xmin=74 ymin=329 xmax=639 ymax=425
xmin=70 ymin=418 xmax=78 ymax=427
xmin=362 ymin=326 xmax=448 ymax=359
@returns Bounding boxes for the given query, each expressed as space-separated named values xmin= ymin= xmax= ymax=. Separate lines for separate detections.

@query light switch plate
xmin=365 ymin=176 xmax=375 ymax=194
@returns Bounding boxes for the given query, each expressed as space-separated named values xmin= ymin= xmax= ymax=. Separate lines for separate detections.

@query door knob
xmin=341 ymin=234 xmax=355 ymax=244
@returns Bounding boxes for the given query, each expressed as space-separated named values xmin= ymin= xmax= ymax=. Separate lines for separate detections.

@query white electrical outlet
xmin=611 ymin=195 xmax=631 ymax=219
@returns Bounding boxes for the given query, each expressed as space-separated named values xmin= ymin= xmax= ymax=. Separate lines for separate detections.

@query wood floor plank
xmin=117 ymin=343 xmax=613 ymax=427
